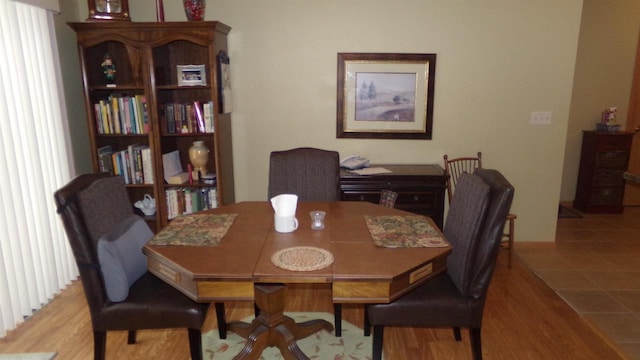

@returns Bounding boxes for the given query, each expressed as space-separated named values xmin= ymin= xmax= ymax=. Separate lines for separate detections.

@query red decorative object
xmin=183 ymin=0 xmax=205 ymax=21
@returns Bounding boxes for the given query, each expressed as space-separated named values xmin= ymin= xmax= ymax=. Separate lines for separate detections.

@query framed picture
xmin=177 ymin=65 xmax=206 ymax=86
xmin=217 ymin=51 xmax=232 ymax=113
xmin=337 ymin=53 xmax=436 ymax=139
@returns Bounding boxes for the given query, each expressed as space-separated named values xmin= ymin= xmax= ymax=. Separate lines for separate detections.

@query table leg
xmin=228 ymin=283 xmax=334 ymax=360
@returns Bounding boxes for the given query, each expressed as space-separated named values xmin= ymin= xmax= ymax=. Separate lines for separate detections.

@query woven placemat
xmin=271 ymin=246 xmax=334 ymax=271
xmin=364 ymin=215 xmax=448 ymax=248
xmin=149 ymin=213 xmax=238 ymax=246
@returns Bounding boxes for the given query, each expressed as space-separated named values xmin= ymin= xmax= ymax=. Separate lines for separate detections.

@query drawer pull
xmin=410 ymin=263 xmax=433 ymax=284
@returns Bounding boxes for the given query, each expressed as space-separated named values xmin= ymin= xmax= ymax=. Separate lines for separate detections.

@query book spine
xmin=141 ymin=147 xmax=154 ymax=184
xmin=194 ymin=101 xmax=205 ymax=133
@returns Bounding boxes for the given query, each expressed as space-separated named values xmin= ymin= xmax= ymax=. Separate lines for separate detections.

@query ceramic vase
xmin=183 ymin=0 xmax=206 ymax=21
xmin=188 ymin=140 xmax=209 ymax=176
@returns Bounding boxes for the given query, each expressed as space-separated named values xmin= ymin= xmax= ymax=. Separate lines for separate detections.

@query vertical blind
xmin=0 ymin=0 xmax=77 ymax=337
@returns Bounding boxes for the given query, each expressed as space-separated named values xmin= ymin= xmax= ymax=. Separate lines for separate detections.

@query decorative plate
xmin=271 ymin=246 xmax=334 ymax=271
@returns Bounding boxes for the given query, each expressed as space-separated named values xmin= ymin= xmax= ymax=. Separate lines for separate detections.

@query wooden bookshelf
xmin=69 ymin=21 xmax=235 ymax=230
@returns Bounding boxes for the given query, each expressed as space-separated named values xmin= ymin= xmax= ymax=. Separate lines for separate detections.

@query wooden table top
xmin=143 ymin=201 xmax=451 ymax=304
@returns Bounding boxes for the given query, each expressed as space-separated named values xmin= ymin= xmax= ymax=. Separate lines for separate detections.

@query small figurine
xmin=101 ymin=54 xmax=116 ymax=84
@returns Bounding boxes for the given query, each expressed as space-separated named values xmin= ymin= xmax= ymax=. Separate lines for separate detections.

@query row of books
xmin=165 ymin=187 xmax=218 ymax=220
xmin=94 ymin=94 xmax=149 ymax=135
xmin=162 ymin=101 xmax=214 ymax=134
xmin=97 ymin=144 xmax=154 ymax=185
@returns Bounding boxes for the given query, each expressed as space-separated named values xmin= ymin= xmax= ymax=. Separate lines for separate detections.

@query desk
xmin=340 ymin=164 xmax=447 ymax=228
xmin=144 ymin=201 xmax=450 ymax=359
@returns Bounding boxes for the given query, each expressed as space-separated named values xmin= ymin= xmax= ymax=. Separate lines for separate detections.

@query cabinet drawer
xmin=590 ymin=188 xmax=623 ymax=206
xmin=592 ymin=170 xmax=625 ymax=188
xmin=595 ymin=137 xmax=632 ymax=151
xmin=595 ymin=151 xmax=629 ymax=168
xmin=342 ymin=192 xmax=380 ymax=203
xmin=396 ymin=192 xmax=437 ymax=207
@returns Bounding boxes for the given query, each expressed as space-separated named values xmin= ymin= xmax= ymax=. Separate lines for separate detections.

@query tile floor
xmin=517 ymin=205 xmax=640 ymax=359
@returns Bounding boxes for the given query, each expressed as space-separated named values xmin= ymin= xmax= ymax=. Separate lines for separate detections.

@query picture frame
xmin=177 ymin=65 xmax=206 ymax=86
xmin=88 ymin=0 xmax=130 ymax=21
xmin=337 ymin=53 xmax=436 ymax=139
xmin=217 ymin=51 xmax=232 ymax=113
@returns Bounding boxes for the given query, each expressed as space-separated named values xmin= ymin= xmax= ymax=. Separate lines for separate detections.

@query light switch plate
xmin=531 ymin=111 xmax=552 ymax=125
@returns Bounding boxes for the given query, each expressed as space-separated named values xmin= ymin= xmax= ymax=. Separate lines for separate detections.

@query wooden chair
xmin=379 ymin=189 xmax=398 ymax=208
xmin=268 ymin=147 xmax=341 ymax=201
xmin=54 ymin=174 xmax=226 ymax=360
xmin=367 ymin=169 xmax=515 ymax=360
xmin=444 ymin=152 xmax=516 ymax=268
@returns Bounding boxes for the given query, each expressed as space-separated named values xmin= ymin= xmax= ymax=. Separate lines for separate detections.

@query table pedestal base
xmin=228 ymin=284 xmax=334 ymax=360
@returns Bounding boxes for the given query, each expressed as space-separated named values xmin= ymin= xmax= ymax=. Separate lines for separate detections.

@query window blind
xmin=0 ymin=0 xmax=76 ymax=337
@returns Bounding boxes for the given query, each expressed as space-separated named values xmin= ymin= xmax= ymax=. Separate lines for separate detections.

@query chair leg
xmin=453 ymin=326 xmax=462 ymax=341
xmin=333 ymin=303 xmax=342 ymax=337
xmin=215 ymin=302 xmax=227 ymax=339
xmin=363 ymin=305 xmax=371 ymax=337
xmin=372 ymin=325 xmax=384 ymax=360
xmin=469 ymin=327 xmax=483 ymax=360
xmin=93 ymin=331 xmax=106 ymax=360
xmin=127 ymin=330 xmax=136 ymax=344
xmin=188 ymin=328 xmax=203 ymax=360
xmin=507 ymin=217 xmax=515 ymax=268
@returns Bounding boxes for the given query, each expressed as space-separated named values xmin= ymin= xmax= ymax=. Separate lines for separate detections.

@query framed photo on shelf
xmin=177 ymin=65 xmax=206 ymax=86
xmin=336 ymin=53 xmax=436 ymax=140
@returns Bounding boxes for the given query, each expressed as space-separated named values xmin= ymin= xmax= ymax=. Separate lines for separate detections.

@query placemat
xmin=271 ymin=246 xmax=334 ymax=271
xmin=149 ymin=213 xmax=237 ymax=246
xmin=364 ymin=215 xmax=448 ymax=248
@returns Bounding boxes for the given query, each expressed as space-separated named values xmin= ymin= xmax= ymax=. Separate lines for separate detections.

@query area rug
xmin=0 ymin=353 xmax=56 ymax=360
xmin=202 ymin=312 xmax=375 ymax=359
xmin=558 ymin=205 xmax=582 ymax=219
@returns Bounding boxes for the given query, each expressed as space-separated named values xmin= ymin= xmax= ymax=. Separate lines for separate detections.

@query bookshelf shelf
xmin=70 ymin=21 xmax=235 ymax=231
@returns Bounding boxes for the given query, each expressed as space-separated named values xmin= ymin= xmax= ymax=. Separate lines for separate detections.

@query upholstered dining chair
xmin=54 ymin=174 xmax=225 ymax=360
xmin=366 ymin=169 xmax=515 ymax=360
xmin=268 ymin=147 xmax=341 ymax=201
xmin=444 ymin=152 xmax=517 ymax=268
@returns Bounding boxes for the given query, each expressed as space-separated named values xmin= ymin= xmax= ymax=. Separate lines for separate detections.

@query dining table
xmin=143 ymin=201 xmax=451 ymax=360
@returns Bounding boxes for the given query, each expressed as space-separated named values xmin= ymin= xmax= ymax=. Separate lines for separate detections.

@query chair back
xmin=379 ymin=190 xmax=398 ymax=208
xmin=469 ymin=168 xmax=514 ymax=300
xmin=443 ymin=152 xmax=482 ymax=204
xmin=442 ymin=168 xmax=513 ymax=319
xmin=53 ymin=174 xmax=131 ymax=328
xmin=268 ymin=147 xmax=340 ymax=201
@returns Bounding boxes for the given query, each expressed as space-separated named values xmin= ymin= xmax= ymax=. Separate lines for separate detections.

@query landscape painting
xmin=355 ymin=72 xmax=417 ymax=122
xmin=337 ymin=53 xmax=436 ymax=139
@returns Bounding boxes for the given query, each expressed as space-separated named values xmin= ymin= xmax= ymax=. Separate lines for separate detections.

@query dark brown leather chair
xmin=366 ymin=168 xmax=515 ymax=360
xmin=444 ymin=152 xmax=517 ymax=267
xmin=268 ymin=147 xmax=341 ymax=201
xmin=54 ymin=174 xmax=222 ymax=360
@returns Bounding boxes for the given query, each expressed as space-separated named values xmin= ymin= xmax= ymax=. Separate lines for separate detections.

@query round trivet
xmin=271 ymin=246 xmax=334 ymax=271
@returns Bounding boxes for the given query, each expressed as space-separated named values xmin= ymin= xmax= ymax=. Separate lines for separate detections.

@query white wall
xmin=59 ymin=0 xmax=585 ymax=242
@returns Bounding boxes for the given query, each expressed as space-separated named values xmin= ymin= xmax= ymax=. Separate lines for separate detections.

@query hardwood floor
xmin=0 ymin=247 xmax=627 ymax=359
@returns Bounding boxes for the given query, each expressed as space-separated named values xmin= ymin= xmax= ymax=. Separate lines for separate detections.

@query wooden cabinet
xmin=340 ymin=165 xmax=447 ymax=229
xmin=70 ymin=22 xmax=235 ymax=230
xmin=574 ymin=131 xmax=633 ymax=213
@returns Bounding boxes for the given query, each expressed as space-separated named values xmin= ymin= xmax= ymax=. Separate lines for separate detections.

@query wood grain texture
xmin=0 ymin=253 xmax=627 ymax=359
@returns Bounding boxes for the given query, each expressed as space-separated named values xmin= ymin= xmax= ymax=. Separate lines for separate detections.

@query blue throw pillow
xmin=97 ymin=215 xmax=153 ymax=302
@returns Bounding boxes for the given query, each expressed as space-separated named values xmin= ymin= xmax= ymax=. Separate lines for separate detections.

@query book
xmin=141 ymin=146 xmax=154 ymax=184
xmin=194 ymin=101 xmax=205 ymax=133
xmin=97 ymin=145 xmax=114 ymax=175
xmin=123 ymin=97 xmax=132 ymax=134
xmin=203 ymin=101 xmax=214 ymax=133
xmin=110 ymin=95 xmax=121 ymax=134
